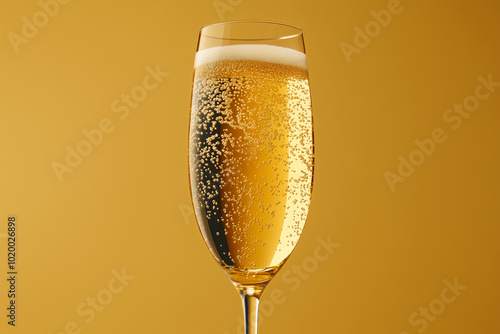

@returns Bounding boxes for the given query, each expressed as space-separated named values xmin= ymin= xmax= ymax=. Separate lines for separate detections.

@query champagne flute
xmin=189 ymin=21 xmax=314 ymax=334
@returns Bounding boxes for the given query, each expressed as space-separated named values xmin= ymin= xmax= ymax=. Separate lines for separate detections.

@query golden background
xmin=1 ymin=0 xmax=499 ymax=333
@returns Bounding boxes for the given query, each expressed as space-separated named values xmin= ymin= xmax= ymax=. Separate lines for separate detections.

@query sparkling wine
xmin=189 ymin=44 xmax=314 ymax=285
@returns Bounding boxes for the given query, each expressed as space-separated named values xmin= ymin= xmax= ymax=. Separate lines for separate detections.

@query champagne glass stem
xmin=238 ymin=286 xmax=263 ymax=334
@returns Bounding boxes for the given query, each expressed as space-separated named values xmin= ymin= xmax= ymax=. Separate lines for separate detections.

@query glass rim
xmin=199 ymin=20 xmax=303 ymax=41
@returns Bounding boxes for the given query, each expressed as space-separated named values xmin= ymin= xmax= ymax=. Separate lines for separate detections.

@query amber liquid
xmin=189 ymin=57 xmax=314 ymax=285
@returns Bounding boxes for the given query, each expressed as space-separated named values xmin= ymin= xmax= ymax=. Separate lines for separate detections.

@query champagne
xmin=189 ymin=44 xmax=314 ymax=285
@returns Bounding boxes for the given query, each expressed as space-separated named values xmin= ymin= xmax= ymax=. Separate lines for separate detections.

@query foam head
xmin=195 ymin=44 xmax=308 ymax=70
